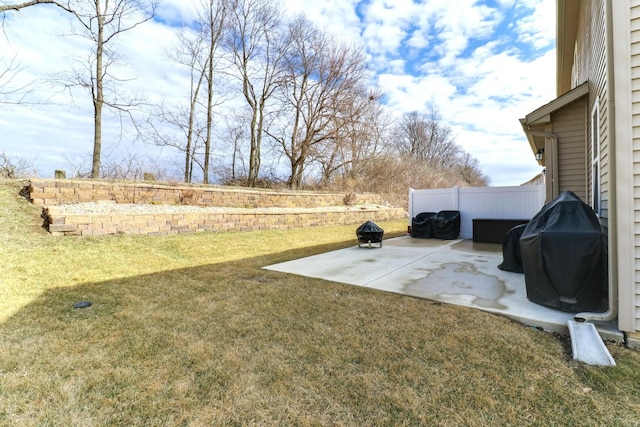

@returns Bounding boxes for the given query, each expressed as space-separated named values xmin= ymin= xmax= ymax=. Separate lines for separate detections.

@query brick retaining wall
xmin=44 ymin=206 xmax=407 ymax=236
xmin=31 ymin=179 xmax=406 ymax=236
xmin=29 ymin=179 xmax=384 ymax=208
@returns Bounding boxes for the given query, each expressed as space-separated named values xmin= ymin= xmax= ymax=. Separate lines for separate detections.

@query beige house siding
xmin=573 ymin=0 xmax=608 ymax=219
xmin=629 ymin=3 xmax=640 ymax=330
xmin=550 ymin=101 xmax=587 ymax=200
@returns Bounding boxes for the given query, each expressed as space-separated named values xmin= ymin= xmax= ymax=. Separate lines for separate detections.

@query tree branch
xmin=0 ymin=0 xmax=74 ymax=14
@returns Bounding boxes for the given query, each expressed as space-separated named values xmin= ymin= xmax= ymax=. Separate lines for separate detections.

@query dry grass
xmin=1 ymin=178 xmax=640 ymax=426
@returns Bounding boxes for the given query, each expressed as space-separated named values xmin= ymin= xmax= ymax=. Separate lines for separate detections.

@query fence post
xmin=452 ymin=187 xmax=460 ymax=211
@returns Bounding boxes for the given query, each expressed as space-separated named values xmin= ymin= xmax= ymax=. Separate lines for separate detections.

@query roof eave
xmin=525 ymin=81 xmax=589 ymax=124
xmin=519 ymin=82 xmax=590 ymax=167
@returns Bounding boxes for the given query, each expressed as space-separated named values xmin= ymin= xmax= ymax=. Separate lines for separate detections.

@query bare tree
xmin=393 ymin=108 xmax=460 ymax=168
xmin=221 ymin=113 xmax=248 ymax=183
xmin=0 ymin=151 xmax=37 ymax=178
xmin=99 ymin=150 xmax=166 ymax=181
xmin=145 ymin=101 xmax=207 ymax=183
xmin=13 ymin=0 xmax=159 ymax=179
xmin=0 ymin=2 xmax=73 ymax=104
xmin=314 ymin=87 xmax=388 ymax=187
xmin=390 ymin=108 xmax=491 ymax=188
xmin=267 ymin=16 xmax=371 ymax=189
xmin=456 ymin=152 xmax=489 ymax=186
xmin=0 ymin=55 xmax=34 ymax=105
xmin=198 ymin=0 xmax=228 ymax=184
xmin=75 ymin=0 xmax=156 ymax=179
xmin=147 ymin=0 xmax=227 ymax=184
xmin=158 ymin=27 xmax=209 ymax=183
xmin=224 ymin=0 xmax=285 ymax=187
xmin=3 ymin=0 xmax=159 ymax=178
xmin=0 ymin=0 xmax=74 ymax=14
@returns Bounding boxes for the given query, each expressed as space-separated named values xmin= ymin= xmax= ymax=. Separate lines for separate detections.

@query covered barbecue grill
xmin=356 ymin=220 xmax=384 ymax=248
xmin=520 ymin=191 xmax=606 ymax=313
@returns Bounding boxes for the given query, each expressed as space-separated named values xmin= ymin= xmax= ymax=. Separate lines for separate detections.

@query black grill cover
xmin=432 ymin=210 xmax=461 ymax=240
xmin=498 ymin=224 xmax=527 ymax=273
xmin=356 ymin=220 xmax=384 ymax=243
xmin=411 ymin=212 xmax=436 ymax=238
xmin=520 ymin=191 xmax=605 ymax=313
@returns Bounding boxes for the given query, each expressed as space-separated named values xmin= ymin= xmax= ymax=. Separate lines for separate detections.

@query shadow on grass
xmin=2 ymin=241 xmax=640 ymax=426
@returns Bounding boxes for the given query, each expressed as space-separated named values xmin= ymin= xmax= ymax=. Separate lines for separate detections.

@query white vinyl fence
xmin=408 ymin=185 xmax=546 ymax=239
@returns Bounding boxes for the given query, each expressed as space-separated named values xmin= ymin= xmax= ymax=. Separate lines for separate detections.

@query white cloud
xmin=377 ymin=73 xmax=457 ymax=113
xmin=283 ymin=0 xmax=362 ymax=42
xmin=353 ymin=0 xmax=555 ymax=185
xmin=361 ymin=21 xmax=407 ymax=56
xmin=431 ymin=2 xmax=502 ymax=66
xmin=514 ymin=0 xmax=556 ymax=49
xmin=155 ymin=0 xmax=198 ymax=25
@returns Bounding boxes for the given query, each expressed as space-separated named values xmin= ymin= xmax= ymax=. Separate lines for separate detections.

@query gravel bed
xmin=51 ymin=202 xmax=389 ymax=215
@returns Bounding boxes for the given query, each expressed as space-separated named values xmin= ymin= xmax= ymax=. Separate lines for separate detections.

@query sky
xmin=0 ymin=0 xmax=556 ymax=186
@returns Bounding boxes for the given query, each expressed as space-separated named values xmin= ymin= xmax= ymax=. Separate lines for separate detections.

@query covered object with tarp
xmin=432 ymin=210 xmax=461 ymax=240
xmin=498 ymin=223 xmax=527 ymax=273
xmin=356 ymin=220 xmax=384 ymax=248
xmin=411 ymin=212 xmax=436 ymax=238
xmin=520 ymin=191 xmax=606 ymax=313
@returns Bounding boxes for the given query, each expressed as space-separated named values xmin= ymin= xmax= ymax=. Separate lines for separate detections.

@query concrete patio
xmin=265 ymin=236 xmax=622 ymax=342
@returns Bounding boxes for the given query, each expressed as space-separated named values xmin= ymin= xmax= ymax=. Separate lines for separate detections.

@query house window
xmin=590 ymin=100 xmax=601 ymax=215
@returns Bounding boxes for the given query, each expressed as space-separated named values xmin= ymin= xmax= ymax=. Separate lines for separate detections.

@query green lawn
xmin=1 ymin=179 xmax=639 ymax=426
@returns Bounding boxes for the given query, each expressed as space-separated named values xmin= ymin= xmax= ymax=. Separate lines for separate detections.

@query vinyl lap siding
xmin=574 ymin=0 xmax=608 ymax=216
xmin=591 ymin=1 xmax=608 ymax=221
xmin=552 ymin=102 xmax=587 ymax=200
xmin=574 ymin=0 xmax=623 ymax=321
xmin=630 ymin=3 xmax=640 ymax=330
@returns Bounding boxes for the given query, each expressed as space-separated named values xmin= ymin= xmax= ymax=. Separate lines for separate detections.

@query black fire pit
xmin=356 ymin=220 xmax=384 ymax=248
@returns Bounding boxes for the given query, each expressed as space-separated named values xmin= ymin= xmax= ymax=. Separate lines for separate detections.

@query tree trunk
xmin=248 ymin=103 xmax=265 ymax=187
xmin=247 ymin=108 xmax=259 ymax=187
xmin=290 ymin=165 xmax=303 ymax=189
xmin=91 ymin=0 xmax=105 ymax=179
xmin=203 ymin=47 xmax=214 ymax=184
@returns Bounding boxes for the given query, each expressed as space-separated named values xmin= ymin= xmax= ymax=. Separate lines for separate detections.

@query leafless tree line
xmin=0 ymin=151 xmax=36 ymax=178
xmin=1 ymin=0 xmax=489 ymax=193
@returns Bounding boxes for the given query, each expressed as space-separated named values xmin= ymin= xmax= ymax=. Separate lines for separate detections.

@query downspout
xmin=575 ymin=0 xmax=618 ymax=323
xmin=528 ymin=131 xmax=559 ymax=199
